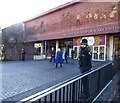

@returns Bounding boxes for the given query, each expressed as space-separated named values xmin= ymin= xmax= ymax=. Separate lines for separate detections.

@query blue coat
xmin=55 ymin=51 xmax=63 ymax=64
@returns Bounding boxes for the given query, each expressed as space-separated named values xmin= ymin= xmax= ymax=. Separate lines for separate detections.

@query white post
xmin=45 ymin=41 xmax=47 ymax=53
xmin=41 ymin=42 xmax=44 ymax=55
xmin=109 ymin=36 xmax=114 ymax=60
xmin=106 ymin=36 xmax=114 ymax=60
xmin=56 ymin=40 xmax=59 ymax=52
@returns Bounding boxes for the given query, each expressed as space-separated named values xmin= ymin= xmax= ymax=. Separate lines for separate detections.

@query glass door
xmin=92 ymin=45 xmax=105 ymax=61
xmin=93 ymin=46 xmax=98 ymax=60
xmin=99 ymin=46 xmax=105 ymax=60
xmin=73 ymin=46 xmax=80 ymax=59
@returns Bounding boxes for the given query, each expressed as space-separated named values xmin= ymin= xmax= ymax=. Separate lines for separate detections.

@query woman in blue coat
xmin=55 ymin=48 xmax=63 ymax=68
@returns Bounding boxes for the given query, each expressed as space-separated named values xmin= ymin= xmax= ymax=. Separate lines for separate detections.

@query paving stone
xmin=1 ymin=59 xmax=108 ymax=101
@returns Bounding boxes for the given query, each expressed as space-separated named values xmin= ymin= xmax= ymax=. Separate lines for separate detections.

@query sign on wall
xmin=81 ymin=37 xmax=95 ymax=46
xmin=73 ymin=35 xmax=105 ymax=46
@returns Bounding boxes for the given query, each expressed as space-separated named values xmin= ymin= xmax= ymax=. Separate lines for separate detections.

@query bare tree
xmin=2 ymin=23 xmax=26 ymax=60
xmin=0 ymin=27 xmax=2 ymax=45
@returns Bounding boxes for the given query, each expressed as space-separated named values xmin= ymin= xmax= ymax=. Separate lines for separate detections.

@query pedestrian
xmin=21 ymin=48 xmax=26 ymax=61
xmin=71 ymin=49 xmax=75 ymax=59
xmin=55 ymin=48 xmax=63 ymax=68
xmin=62 ymin=48 xmax=68 ymax=64
xmin=50 ymin=47 xmax=55 ymax=62
xmin=78 ymin=38 xmax=92 ymax=101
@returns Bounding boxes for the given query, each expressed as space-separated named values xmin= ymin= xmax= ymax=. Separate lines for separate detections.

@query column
xmin=107 ymin=36 xmax=114 ymax=60
xmin=110 ymin=36 xmax=114 ymax=60
xmin=56 ymin=40 xmax=59 ymax=52
xmin=45 ymin=41 xmax=47 ymax=54
xmin=41 ymin=42 xmax=44 ymax=55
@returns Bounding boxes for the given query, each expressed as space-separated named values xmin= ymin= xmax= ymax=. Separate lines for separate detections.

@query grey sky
xmin=0 ymin=0 xmax=72 ymax=28
xmin=0 ymin=0 xmax=119 ymax=28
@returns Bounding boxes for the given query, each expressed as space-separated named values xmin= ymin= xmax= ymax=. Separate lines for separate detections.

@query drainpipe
xmin=45 ymin=41 xmax=46 ymax=53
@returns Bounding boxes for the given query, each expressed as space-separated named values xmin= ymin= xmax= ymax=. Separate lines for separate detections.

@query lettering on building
xmin=63 ymin=26 xmax=120 ymax=36
xmin=86 ymin=6 xmax=118 ymax=20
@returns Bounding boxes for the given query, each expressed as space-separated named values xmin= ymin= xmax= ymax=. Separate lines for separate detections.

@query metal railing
xmin=19 ymin=60 xmax=119 ymax=103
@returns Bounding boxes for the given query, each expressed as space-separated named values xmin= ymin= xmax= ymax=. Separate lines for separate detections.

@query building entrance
xmin=92 ymin=45 xmax=106 ymax=61
xmin=73 ymin=46 xmax=80 ymax=59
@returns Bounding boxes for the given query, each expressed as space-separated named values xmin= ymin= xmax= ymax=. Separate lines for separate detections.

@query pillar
xmin=56 ymin=40 xmax=59 ymax=52
xmin=41 ymin=42 xmax=44 ymax=54
xmin=107 ymin=36 xmax=114 ymax=60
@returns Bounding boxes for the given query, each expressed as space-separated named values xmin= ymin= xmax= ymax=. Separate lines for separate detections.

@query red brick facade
xmin=24 ymin=2 xmax=119 ymax=42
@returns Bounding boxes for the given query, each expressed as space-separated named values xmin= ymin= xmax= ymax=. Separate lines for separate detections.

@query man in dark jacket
xmin=78 ymin=38 xmax=92 ymax=101
xmin=21 ymin=48 xmax=26 ymax=61
xmin=50 ymin=47 xmax=55 ymax=62
xmin=71 ymin=49 xmax=75 ymax=59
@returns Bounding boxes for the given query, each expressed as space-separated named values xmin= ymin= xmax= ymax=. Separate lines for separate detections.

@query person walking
xmin=55 ymin=48 xmax=63 ymax=68
xmin=50 ymin=47 xmax=55 ymax=62
xmin=62 ymin=48 xmax=68 ymax=64
xmin=21 ymin=48 xmax=26 ymax=61
xmin=78 ymin=38 xmax=92 ymax=101
xmin=71 ymin=49 xmax=75 ymax=59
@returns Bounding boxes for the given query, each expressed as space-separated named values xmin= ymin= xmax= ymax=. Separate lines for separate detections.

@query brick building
xmin=24 ymin=1 xmax=120 ymax=61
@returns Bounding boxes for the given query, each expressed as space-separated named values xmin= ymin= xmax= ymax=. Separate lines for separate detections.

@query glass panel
xmin=34 ymin=43 xmax=41 ymax=55
xmin=93 ymin=47 xmax=98 ymax=59
xmin=99 ymin=46 xmax=104 ymax=60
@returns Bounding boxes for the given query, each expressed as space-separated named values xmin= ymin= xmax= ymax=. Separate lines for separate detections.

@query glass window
xmin=92 ymin=46 xmax=105 ymax=61
xmin=99 ymin=46 xmax=104 ymax=60
xmin=93 ymin=47 xmax=98 ymax=59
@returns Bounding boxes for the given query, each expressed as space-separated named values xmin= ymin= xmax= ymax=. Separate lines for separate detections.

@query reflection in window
xmin=99 ymin=47 xmax=104 ymax=60
xmin=34 ymin=43 xmax=41 ymax=55
xmin=94 ymin=47 xmax=98 ymax=59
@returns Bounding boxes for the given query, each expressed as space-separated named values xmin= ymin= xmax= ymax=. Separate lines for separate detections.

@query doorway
xmin=73 ymin=46 xmax=80 ymax=59
xmin=92 ymin=45 xmax=106 ymax=61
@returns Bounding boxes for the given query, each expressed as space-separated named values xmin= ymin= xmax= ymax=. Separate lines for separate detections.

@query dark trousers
xmin=63 ymin=58 xmax=68 ymax=64
xmin=50 ymin=56 xmax=55 ymax=62
xmin=55 ymin=63 xmax=62 ymax=68
xmin=71 ymin=54 xmax=74 ymax=59
xmin=21 ymin=55 xmax=25 ymax=61
xmin=80 ymin=66 xmax=90 ymax=99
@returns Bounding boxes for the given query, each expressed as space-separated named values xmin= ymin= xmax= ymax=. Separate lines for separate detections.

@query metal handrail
xmin=19 ymin=61 xmax=113 ymax=102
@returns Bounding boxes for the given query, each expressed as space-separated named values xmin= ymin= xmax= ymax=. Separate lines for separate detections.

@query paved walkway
xmin=0 ymin=59 xmax=109 ymax=101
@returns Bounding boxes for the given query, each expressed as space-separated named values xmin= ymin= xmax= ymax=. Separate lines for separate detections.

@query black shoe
xmin=55 ymin=64 xmax=58 ymax=68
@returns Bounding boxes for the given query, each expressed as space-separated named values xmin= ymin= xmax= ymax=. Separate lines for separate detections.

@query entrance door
xmin=73 ymin=46 xmax=80 ymax=59
xmin=92 ymin=46 xmax=105 ymax=61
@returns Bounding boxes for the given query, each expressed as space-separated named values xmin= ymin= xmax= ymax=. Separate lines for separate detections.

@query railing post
xmin=97 ymin=70 xmax=101 ymax=94
xmin=72 ymin=82 xmax=75 ymax=102
xmin=63 ymin=87 xmax=65 ymax=103
xmin=59 ymin=88 xmax=61 ymax=103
